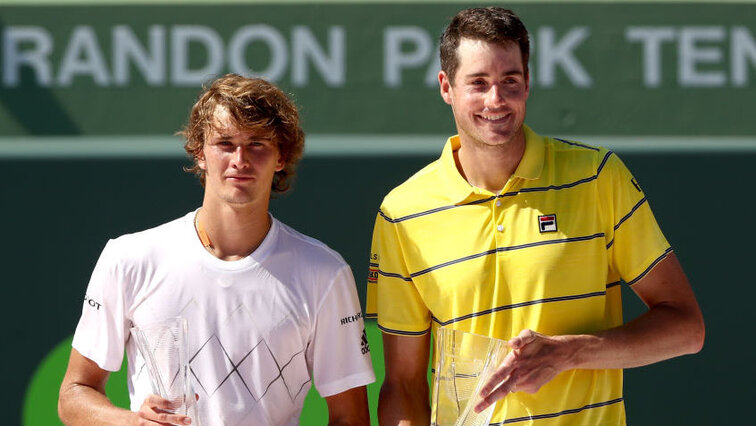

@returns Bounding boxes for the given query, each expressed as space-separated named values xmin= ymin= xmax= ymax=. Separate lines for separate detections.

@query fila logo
xmin=538 ymin=214 xmax=558 ymax=233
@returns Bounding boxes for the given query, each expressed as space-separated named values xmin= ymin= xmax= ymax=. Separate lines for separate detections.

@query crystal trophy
xmin=131 ymin=317 xmax=200 ymax=425
xmin=431 ymin=326 xmax=509 ymax=426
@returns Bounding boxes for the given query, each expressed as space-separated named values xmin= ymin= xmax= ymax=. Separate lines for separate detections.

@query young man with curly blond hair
xmin=59 ymin=74 xmax=374 ymax=426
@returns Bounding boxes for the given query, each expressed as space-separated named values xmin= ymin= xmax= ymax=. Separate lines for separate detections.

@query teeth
xmin=482 ymin=114 xmax=507 ymax=121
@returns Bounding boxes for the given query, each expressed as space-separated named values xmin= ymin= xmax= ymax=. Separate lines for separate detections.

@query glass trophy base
xmin=431 ymin=326 xmax=509 ymax=426
xmin=131 ymin=317 xmax=200 ymax=425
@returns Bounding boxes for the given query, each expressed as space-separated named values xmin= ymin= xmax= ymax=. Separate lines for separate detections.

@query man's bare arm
xmin=324 ymin=386 xmax=370 ymax=425
xmin=476 ymin=252 xmax=705 ymax=411
xmin=378 ymin=332 xmax=431 ymax=425
xmin=58 ymin=348 xmax=191 ymax=425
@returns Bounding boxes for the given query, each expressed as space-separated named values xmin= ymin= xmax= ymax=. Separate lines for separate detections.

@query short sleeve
xmin=597 ymin=151 xmax=671 ymax=285
xmin=308 ymin=265 xmax=375 ymax=397
xmin=365 ymin=208 xmax=431 ymax=336
xmin=71 ymin=240 xmax=131 ymax=372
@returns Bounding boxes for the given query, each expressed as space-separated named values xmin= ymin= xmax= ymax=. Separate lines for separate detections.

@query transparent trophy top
xmin=130 ymin=317 xmax=200 ymax=425
xmin=431 ymin=326 xmax=509 ymax=426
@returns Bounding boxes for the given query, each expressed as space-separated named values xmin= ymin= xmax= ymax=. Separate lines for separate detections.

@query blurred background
xmin=2 ymin=0 xmax=754 ymax=424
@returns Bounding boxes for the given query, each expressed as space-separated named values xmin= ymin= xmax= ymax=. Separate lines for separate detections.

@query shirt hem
xmin=71 ymin=338 xmax=122 ymax=372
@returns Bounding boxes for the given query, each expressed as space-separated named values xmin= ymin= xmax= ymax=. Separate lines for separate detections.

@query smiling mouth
xmin=478 ymin=113 xmax=509 ymax=122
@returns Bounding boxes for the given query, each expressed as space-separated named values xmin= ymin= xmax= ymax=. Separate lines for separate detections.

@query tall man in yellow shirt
xmin=367 ymin=7 xmax=705 ymax=425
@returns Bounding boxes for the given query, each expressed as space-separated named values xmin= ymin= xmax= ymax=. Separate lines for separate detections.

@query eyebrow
xmin=247 ymin=134 xmax=272 ymax=142
xmin=212 ymin=132 xmax=272 ymax=141
xmin=465 ymin=70 xmax=523 ymax=79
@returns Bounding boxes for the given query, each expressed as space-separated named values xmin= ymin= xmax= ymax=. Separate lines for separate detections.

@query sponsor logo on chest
xmin=538 ymin=214 xmax=558 ymax=233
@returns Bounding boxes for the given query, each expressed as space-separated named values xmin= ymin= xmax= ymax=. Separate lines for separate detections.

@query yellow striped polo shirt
xmin=366 ymin=125 xmax=671 ymax=425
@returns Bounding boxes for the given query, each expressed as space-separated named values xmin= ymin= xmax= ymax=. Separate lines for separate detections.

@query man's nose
xmin=485 ymin=85 xmax=506 ymax=108
xmin=231 ymin=146 xmax=250 ymax=168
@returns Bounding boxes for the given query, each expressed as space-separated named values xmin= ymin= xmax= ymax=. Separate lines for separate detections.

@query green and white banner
xmin=1 ymin=1 xmax=755 ymax=138
xmin=0 ymin=1 xmax=756 ymax=158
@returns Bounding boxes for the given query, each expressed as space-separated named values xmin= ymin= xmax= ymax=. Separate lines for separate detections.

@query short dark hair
xmin=440 ymin=7 xmax=530 ymax=84
xmin=179 ymin=74 xmax=305 ymax=194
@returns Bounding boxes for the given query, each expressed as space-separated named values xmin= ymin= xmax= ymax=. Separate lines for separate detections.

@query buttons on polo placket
xmin=493 ymin=197 xmax=505 ymax=233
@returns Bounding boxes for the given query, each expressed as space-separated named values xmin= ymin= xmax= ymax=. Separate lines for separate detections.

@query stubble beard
xmin=462 ymin=118 xmax=525 ymax=154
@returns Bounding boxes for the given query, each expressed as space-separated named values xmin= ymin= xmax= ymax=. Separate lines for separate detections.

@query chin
xmin=221 ymin=191 xmax=256 ymax=204
xmin=487 ymin=128 xmax=520 ymax=143
xmin=475 ymin=134 xmax=514 ymax=147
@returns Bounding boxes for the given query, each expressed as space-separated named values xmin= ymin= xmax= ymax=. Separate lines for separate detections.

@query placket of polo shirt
xmin=493 ymin=177 xmax=521 ymax=245
xmin=493 ymin=203 xmax=506 ymax=249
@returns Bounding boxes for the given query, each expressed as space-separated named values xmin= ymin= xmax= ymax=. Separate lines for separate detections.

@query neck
xmin=456 ymin=132 xmax=526 ymax=193
xmin=195 ymin=202 xmax=272 ymax=261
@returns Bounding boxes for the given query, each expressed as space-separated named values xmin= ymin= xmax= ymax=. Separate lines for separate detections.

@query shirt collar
xmin=514 ymin=124 xmax=545 ymax=180
xmin=439 ymin=135 xmax=476 ymax=203
xmin=439 ymin=124 xmax=545 ymax=203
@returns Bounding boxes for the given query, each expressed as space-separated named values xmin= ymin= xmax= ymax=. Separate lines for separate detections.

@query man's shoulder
xmin=547 ymin=135 xmax=609 ymax=158
xmin=380 ymin=158 xmax=446 ymax=219
xmin=104 ymin=212 xmax=191 ymax=260
xmin=273 ymin=220 xmax=349 ymax=271
xmin=543 ymin=135 xmax=615 ymax=175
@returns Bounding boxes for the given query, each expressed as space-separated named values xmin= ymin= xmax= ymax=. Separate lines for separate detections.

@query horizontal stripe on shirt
xmin=379 ymin=233 xmax=606 ymax=281
xmin=377 ymin=323 xmax=430 ymax=336
xmin=378 ymin=151 xmax=614 ymax=225
xmin=627 ymin=248 xmax=673 ymax=286
xmin=431 ymin=282 xmax=620 ymax=327
xmin=493 ymin=397 xmax=625 ymax=425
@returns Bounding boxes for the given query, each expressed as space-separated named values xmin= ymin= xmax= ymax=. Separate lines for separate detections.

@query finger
xmin=479 ymin=353 xmax=517 ymax=396
xmin=139 ymin=395 xmax=192 ymax=425
xmin=139 ymin=411 xmax=192 ymax=426
xmin=143 ymin=394 xmax=181 ymax=411
xmin=516 ymin=364 xmax=558 ymax=394
xmin=138 ymin=409 xmax=193 ymax=425
xmin=509 ymin=329 xmax=537 ymax=350
xmin=155 ymin=412 xmax=192 ymax=426
xmin=474 ymin=374 xmax=518 ymax=414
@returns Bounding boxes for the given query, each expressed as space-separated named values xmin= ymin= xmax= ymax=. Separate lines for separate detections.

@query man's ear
xmin=439 ymin=71 xmax=453 ymax=106
xmin=196 ymin=151 xmax=206 ymax=171
xmin=524 ymin=69 xmax=531 ymax=96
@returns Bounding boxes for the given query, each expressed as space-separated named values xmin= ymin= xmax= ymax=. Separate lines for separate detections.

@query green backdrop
xmin=8 ymin=152 xmax=756 ymax=425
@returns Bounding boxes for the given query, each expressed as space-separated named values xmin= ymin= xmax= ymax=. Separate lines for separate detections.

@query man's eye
xmin=469 ymin=81 xmax=487 ymax=91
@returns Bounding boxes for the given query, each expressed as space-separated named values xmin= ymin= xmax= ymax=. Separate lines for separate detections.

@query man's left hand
xmin=473 ymin=329 xmax=574 ymax=413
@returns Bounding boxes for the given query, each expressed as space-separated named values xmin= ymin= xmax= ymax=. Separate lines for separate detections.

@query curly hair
xmin=178 ymin=74 xmax=305 ymax=194
xmin=440 ymin=7 xmax=530 ymax=84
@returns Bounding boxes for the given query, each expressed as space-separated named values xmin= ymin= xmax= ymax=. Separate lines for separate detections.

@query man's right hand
xmin=136 ymin=394 xmax=192 ymax=425
xmin=58 ymin=348 xmax=195 ymax=426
